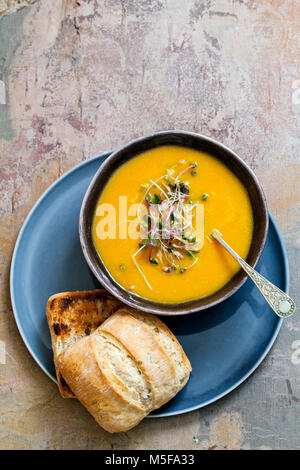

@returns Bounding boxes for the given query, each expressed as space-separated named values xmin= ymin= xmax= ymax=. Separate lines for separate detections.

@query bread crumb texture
xmin=0 ymin=0 xmax=38 ymax=18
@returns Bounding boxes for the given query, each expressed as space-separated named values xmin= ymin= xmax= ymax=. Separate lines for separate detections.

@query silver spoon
xmin=211 ymin=229 xmax=296 ymax=318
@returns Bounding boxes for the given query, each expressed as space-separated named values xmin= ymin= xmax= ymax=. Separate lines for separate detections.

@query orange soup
xmin=92 ymin=146 xmax=253 ymax=303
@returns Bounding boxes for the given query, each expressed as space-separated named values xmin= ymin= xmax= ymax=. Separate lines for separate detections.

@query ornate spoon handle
xmin=211 ymin=229 xmax=296 ymax=318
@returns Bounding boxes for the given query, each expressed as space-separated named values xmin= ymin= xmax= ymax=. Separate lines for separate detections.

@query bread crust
xmin=100 ymin=310 xmax=177 ymax=408
xmin=127 ymin=309 xmax=192 ymax=382
xmin=57 ymin=335 xmax=147 ymax=433
xmin=57 ymin=307 xmax=192 ymax=432
xmin=46 ymin=289 xmax=122 ymax=397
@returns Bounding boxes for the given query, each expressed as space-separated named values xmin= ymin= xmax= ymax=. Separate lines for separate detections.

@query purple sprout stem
xmin=165 ymin=206 xmax=174 ymax=223
xmin=175 ymin=164 xmax=196 ymax=181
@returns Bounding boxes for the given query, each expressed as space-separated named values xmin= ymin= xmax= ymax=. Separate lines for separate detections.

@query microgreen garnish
xmin=191 ymin=170 xmax=197 ymax=176
xmin=202 ymin=193 xmax=209 ymax=201
xmin=181 ymin=231 xmax=188 ymax=240
xmin=187 ymin=250 xmax=200 ymax=258
xmin=162 ymin=266 xmax=176 ymax=273
xmin=120 ymin=264 xmax=125 ymax=270
xmin=152 ymin=193 xmax=162 ymax=204
xmin=129 ymin=161 xmax=202 ymax=289
xmin=139 ymin=238 xmax=158 ymax=248
xmin=179 ymin=182 xmax=189 ymax=194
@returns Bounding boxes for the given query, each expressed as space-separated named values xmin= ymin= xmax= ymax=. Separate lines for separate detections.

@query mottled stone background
xmin=0 ymin=1 xmax=38 ymax=19
xmin=0 ymin=0 xmax=299 ymax=450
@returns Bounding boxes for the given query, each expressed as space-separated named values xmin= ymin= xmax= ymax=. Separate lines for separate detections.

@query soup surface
xmin=92 ymin=146 xmax=253 ymax=303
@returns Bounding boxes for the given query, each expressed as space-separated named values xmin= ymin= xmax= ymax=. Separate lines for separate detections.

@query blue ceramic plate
xmin=10 ymin=152 xmax=287 ymax=417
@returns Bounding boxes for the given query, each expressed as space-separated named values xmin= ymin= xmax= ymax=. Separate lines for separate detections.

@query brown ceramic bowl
xmin=79 ymin=131 xmax=268 ymax=316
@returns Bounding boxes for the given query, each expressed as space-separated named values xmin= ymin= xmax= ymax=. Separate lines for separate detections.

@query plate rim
xmin=10 ymin=152 xmax=112 ymax=384
xmin=10 ymin=152 xmax=287 ymax=418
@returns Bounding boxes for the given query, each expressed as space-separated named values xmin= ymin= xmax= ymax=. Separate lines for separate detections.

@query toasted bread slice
xmin=46 ymin=289 xmax=123 ymax=398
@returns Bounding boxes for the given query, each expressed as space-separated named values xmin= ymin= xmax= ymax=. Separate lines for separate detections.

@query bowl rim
xmin=79 ymin=130 xmax=269 ymax=316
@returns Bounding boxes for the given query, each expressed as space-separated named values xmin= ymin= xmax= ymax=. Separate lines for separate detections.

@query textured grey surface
xmin=0 ymin=0 xmax=38 ymax=19
xmin=0 ymin=0 xmax=299 ymax=450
